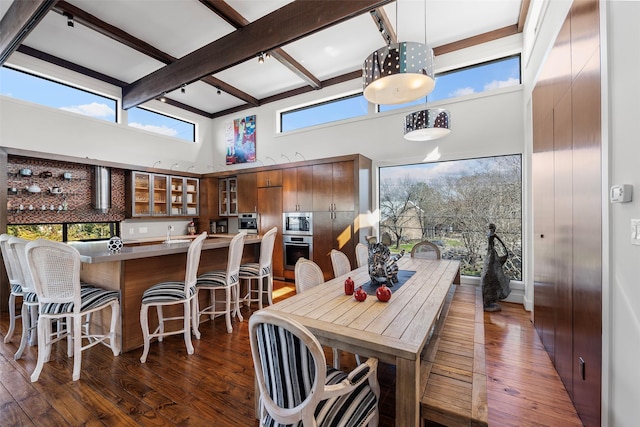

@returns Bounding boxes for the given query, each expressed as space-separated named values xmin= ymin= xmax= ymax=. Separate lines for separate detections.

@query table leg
xmin=396 ymin=356 xmax=420 ymax=426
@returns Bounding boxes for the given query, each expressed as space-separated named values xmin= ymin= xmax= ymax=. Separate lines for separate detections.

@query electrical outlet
xmin=139 ymin=227 xmax=148 ymax=233
xmin=579 ymin=357 xmax=585 ymax=380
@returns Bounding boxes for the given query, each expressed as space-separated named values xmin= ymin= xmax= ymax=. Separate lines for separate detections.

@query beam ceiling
xmin=122 ymin=0 xmax=394 ymax=110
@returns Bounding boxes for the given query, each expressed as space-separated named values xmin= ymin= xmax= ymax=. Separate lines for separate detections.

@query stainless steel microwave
xmin=238 ymin=213 xmax=258 ymax=234
xmin=283 ymin=212 xmax=312 ymax=235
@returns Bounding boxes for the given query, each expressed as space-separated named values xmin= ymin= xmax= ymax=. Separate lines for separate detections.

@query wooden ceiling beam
xmin=199 ymin=0 xmax=321 ymax=90
xmin=434 ymin=24 xmax=519 ymax=56
xmin=0 ymin=0 xmax=56 ymax=65
xmin=123 ymin=0 xmax=393 ymax=110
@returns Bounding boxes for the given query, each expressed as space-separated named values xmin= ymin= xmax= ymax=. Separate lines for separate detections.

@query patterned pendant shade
xmin=403 ymin=108 xmax=451 ymax=141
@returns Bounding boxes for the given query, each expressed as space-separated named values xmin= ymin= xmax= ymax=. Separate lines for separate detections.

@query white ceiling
xmin=1 ymin=0 xmax=524 ymax=118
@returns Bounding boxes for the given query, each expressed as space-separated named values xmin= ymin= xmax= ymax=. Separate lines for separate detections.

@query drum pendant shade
xmin=362 ymin=42 xmax=435 ymax=105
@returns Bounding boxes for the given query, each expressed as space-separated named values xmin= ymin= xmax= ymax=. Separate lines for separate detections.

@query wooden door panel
xmin=282 ymin=168 xmax=297 ymax=212
xmin=332 ymin=161 xmax=354 ymax=211
xmin=258 ymin=187 xmax=283 ymax=278
xmin=312 ymin=211 xmax=333 ymax=281
xmin=312 ymin=163 xmax=333 ymax=211
xmin=297 ymin=166 xmax=313 ymax=212
xmin=237 ymin=172 xmax=257 ymax=213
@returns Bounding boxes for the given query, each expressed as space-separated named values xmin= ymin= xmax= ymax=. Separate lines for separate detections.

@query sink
xmin=163 ymin=239 xmax=192 ymax=244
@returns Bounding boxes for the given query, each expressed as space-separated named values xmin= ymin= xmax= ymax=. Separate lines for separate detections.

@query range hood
xmin=92 ymin=166 xmax=111 ymax=213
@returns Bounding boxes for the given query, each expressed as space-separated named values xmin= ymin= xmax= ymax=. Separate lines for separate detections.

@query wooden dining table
xmin=263 ymin=256 xmax=461 ymax=426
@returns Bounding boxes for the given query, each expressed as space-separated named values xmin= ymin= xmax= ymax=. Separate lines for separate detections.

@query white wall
xmin=603 ymin=2 xmax=640 ymax=426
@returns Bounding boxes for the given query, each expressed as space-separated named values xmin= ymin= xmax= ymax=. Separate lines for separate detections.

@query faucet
xmin=166 ymin=225 xmax=174 ymax=243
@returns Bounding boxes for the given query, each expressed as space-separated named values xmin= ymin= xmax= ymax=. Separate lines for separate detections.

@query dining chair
xmin=1 ymin=233 xmax=23 ymax=344
xmin=294 ymin=257 xmax=347 ymax=369
xmin=8 ymin=237 xmax=40 ymax=360
xmin=140 ymin=232 xmax=207 ymax=363
xmin=330 ymin=249 xmax=351 ymax=278
xmin=239 ymin=227 xmax=277 ymax=309
xmin=26 ymin=238 xmax=120 ymax=381
xmin=196 ymin=232 xmax=246 ymax=334
xmin=411 ymin=240 xmax=441 ymax=259
xmin=294 ymin=258 xmax=324 ymax=294
xmin=249 ymin=310 xmax=380 ymax=427
xmin=355 ymin=242 xmax=369 ymax=269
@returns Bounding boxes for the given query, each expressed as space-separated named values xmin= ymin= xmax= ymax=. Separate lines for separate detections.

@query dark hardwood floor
xmin=0 ymin=281 xmax=582 ymax=426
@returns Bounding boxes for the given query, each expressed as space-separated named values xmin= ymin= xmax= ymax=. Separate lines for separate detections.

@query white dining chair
xmin=330 ymin=249 xmax=351 ymax=278
xmin=239 ymin=227 xmax=277 ymax=309
xmin=140 ymin=232 xmax=207 ymax=363
xmin=355 ymin=242 xmax=369 ymax=269
xmin=196 ymin=232 xmax=246 ymax=334
xmin=249 ymin=310 xmax=380 ymax=427
xmin=411 ymin=240 xmax=441 ymax=259
xmin=26 ymin=239 xmax=120 ymax=381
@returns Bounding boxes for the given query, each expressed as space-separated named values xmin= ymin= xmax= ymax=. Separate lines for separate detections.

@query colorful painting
xmin=225 ymin=115 xmax=256 ymax=164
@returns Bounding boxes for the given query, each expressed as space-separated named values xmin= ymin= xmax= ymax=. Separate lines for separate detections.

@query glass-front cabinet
xmin=219 ymin=177 xmax=237 ymax=216
xmin=130 ymin=171 xmax=198 ymax=217
xmin=170 ymin=176 xmax=199 ymax=216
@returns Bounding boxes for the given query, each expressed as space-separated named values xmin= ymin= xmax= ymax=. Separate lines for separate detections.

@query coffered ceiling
xmin=0 ymin=0 xmax=527 ymax=119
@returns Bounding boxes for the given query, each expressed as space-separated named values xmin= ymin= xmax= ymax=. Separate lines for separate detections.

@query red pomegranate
xmin=354 ymin=286 xmax=367 ymax=302
xmin=376 ymin=285 xmax=392 ymax=302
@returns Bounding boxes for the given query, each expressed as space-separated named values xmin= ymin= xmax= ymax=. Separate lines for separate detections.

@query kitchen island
xmin=72 ymin=234 xmax=261 ymax=352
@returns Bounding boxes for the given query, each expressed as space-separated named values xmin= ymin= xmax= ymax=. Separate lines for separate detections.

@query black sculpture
xmin=480 ymin=223 xmax=511 ymax=311
xmin=368 ymin=242 xmax=405 ymax=286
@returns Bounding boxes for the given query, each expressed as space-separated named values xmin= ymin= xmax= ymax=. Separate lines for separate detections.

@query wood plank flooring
xmin=0 ymin=281 xmax=582 ymax=426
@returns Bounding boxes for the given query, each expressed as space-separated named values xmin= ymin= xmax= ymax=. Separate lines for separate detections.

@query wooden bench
xmin=419 ymin=284 xmax=488 ymax=426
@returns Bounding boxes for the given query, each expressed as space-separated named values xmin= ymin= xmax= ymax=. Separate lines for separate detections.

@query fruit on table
xmin=376 ymin=284 xmax=391 ymax=302
xmin=354 ymin=286 xmax=367 ymax=302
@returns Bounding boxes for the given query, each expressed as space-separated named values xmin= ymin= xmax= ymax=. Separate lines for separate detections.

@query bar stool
xmin=26 ymin=239 xmax=120 ymax=381
xmin=140 ymin=232 xmax=207 ymax=363
xmin=239 ymin=227 xmax=277 ymax=309
xmin=196 ymin=232 xmax=246 ymax=334
xmin=1 ymin=234 xmax=23 ymax=344
xmin=8 ymin=237 xmax=39 ymax=360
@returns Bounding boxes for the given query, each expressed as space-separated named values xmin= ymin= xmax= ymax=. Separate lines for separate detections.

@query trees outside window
xmin=379 ymin=155 xmax=522 ymax=280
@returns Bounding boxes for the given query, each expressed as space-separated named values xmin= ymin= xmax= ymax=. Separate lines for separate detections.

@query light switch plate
xmin=633 ymin=219 xmax=640 ymax=246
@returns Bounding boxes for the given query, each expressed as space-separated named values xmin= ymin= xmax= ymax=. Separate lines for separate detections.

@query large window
xmin=379 ymin=55 xmax=521 ymax=113
xmin=128 ymin=106 xmax=195 ymax=142
xmin=280 ymin=93 xmax=368 ymax=132
xmin=379 ymin=155 xmax=522 ymax=280
xmin=7 ymin=222 xmax=119 ymax=242
xmin=0 ymin=66 xmax=117 ymax=122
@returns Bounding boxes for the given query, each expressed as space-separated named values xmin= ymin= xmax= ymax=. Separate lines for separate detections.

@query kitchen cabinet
xmin=218 ymin=177 xmax=237 ymax=216
xmin=237 ymin=173 xmax=257 ymax=213
xmin=282 ymin=166 xmax=313 ymax=212
xmin=258 ymin=186 xmax=284 ymax=279
xmin=257 ymin=170 xmax=282 ymax=188
xmin=313 ymin=211 xmax=355 ymax=281
xmin=312 ymin=161 xmax=354 ymax=212
xmin=130 ymin=172 xmax=169 ymax=217
xmin=170 ymin=176 xmax=199 ymax=216
xmin=129 ymin=172 xmax=198 ymax=217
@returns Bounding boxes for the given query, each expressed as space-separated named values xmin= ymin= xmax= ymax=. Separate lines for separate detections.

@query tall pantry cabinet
xmin=532 ymin=1 xmax=601 ymax=426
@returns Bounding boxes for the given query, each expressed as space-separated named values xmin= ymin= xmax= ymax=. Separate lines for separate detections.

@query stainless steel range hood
xmin=92 ymin=166 xmax=111 ymax=213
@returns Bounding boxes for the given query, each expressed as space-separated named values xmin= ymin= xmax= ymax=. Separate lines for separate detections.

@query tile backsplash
xmin=7 ymin=156 xmax=126 ymax=224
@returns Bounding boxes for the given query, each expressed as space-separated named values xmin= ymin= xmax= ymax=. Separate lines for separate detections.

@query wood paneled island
xmin=71 ymin=234 xmax=261 ymax=352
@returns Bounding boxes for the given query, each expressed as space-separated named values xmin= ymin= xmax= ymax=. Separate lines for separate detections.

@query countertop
xmin=70 ymin=233 xmax=261 ymax=263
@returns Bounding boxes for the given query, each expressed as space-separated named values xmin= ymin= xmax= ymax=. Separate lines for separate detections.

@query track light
xmin=160 ymin=92 xmax=167 ymax=102
xmin=217 ymin=89 xmax=221 ymax=95
xmin=170 ymin=163 xmax=179 ymax=170
xmin=265 ymin=52 xmax=271 ymax=59
xmin=258 ymin=53 xmax=264 ymax=64
xmin=181 ymin=84 xmax=186 ymax=94
xmin=63 ymin=12 xmax=74 ymax=28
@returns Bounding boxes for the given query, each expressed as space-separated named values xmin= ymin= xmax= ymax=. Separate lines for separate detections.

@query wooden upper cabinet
xmin=237 ymin=172 xmax=257 ymax=213
xmin=312 ymin=161 xmax=354 ymax=212
xmin=283 ymin=166 xmax=313 ymax=212
xmin=257 ymin=170 xmax=282 ymax=187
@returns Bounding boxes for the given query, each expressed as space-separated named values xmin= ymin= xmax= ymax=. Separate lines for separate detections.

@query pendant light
xmin=403 ymin=108 xmax=451 ymax=141
xmin=362 ymin=1 xmax=434 ymax=105
xmin=402 ymin=0 xmax=451 ymax=141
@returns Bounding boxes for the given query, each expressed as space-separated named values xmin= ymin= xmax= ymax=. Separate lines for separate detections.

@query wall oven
xmin=283 ymin=212 xmax=312 ymax=235
xmin=283 ymin=235 xmax=313 ymax=270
